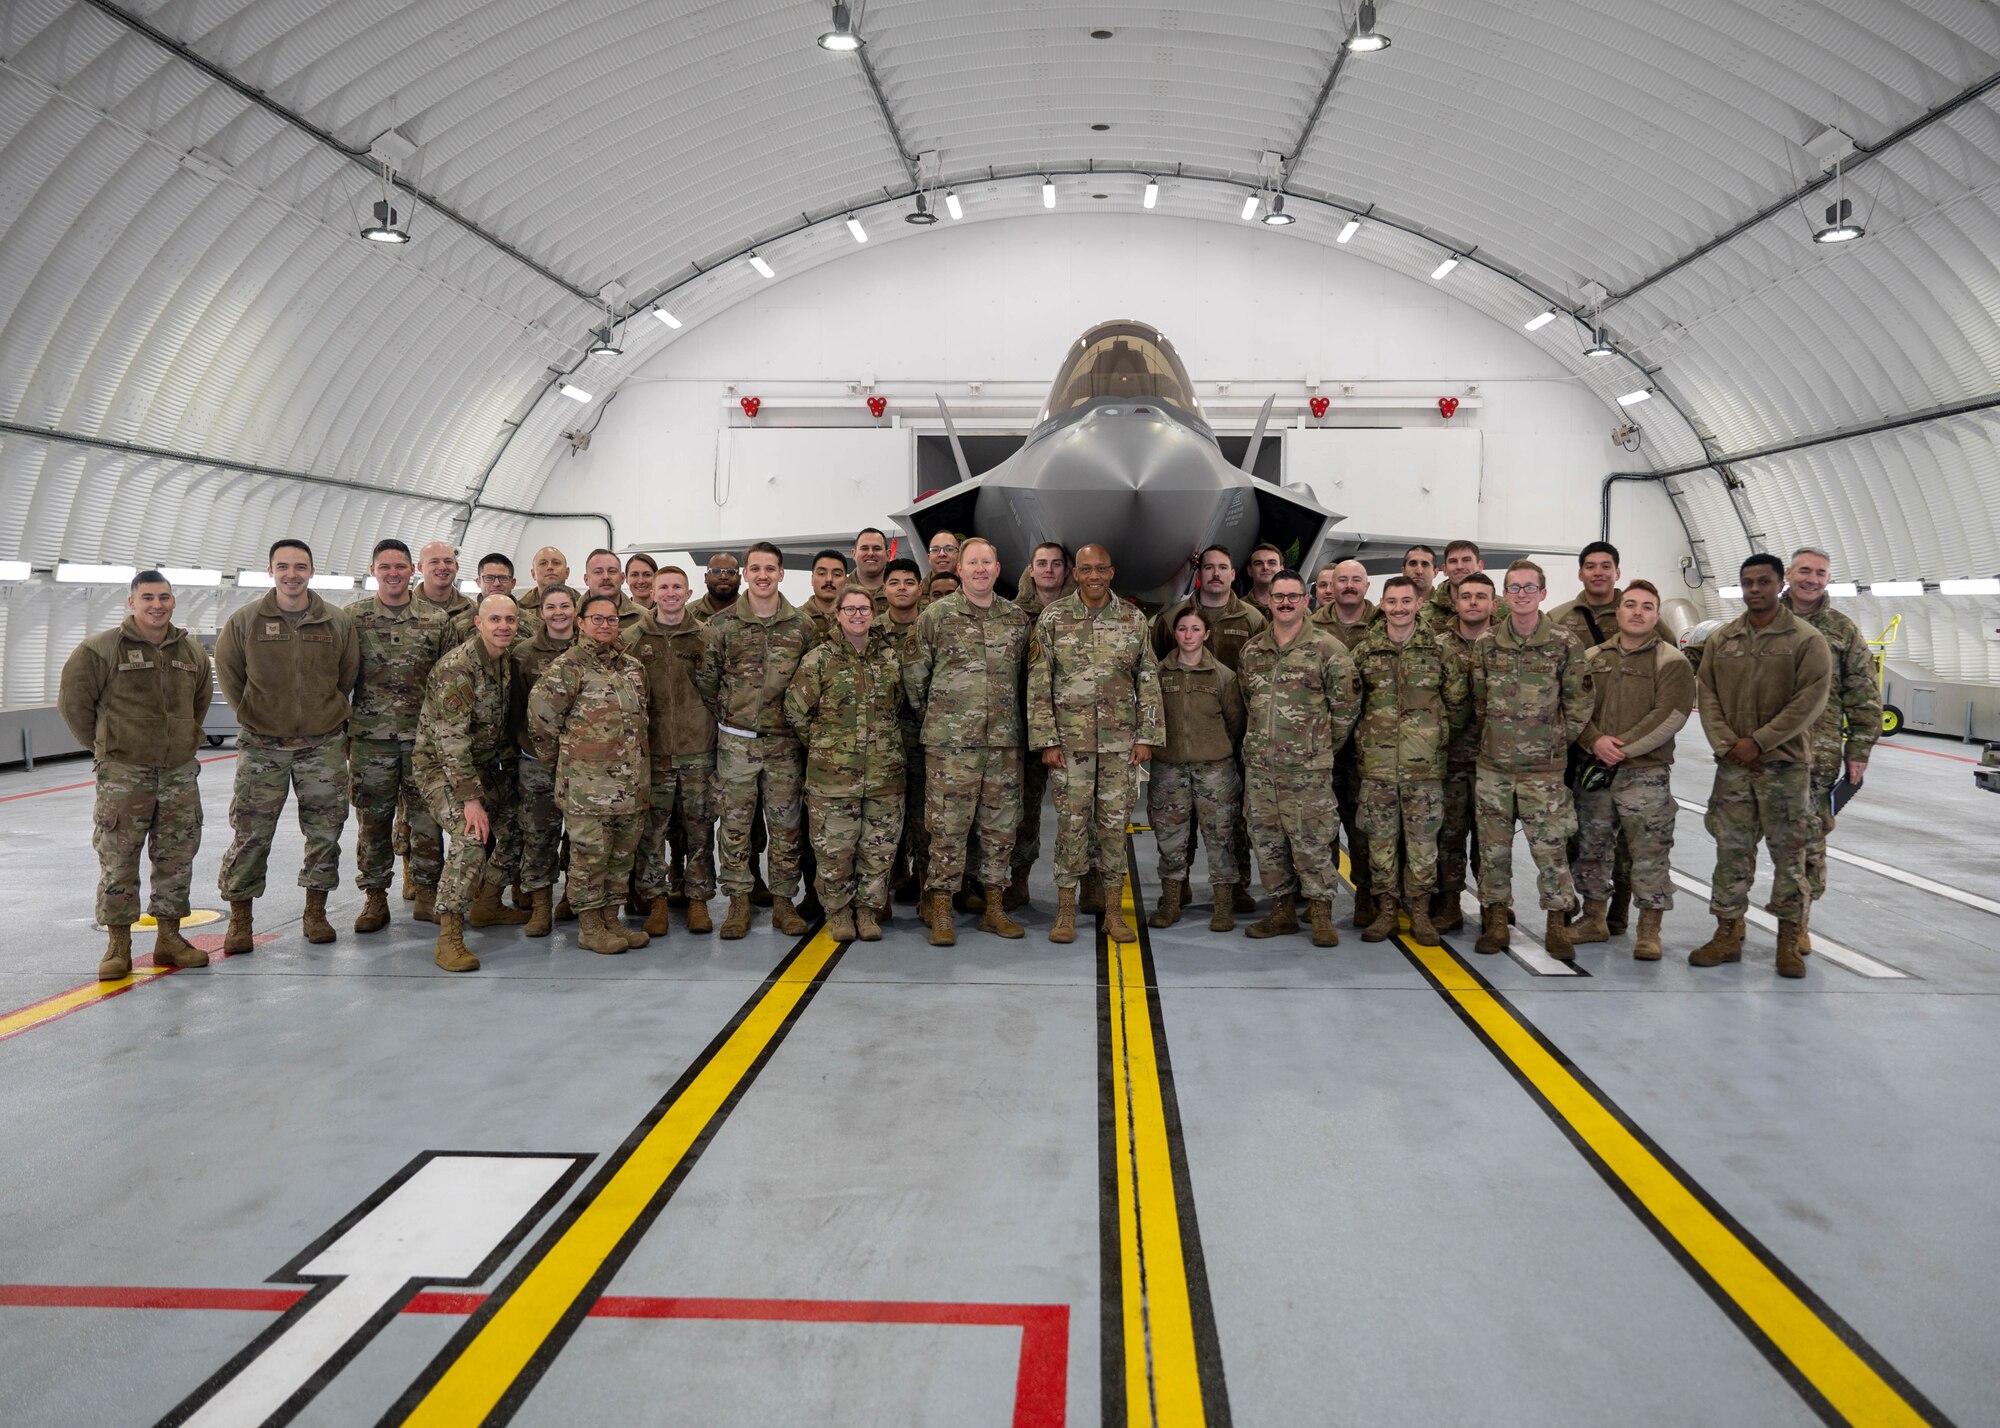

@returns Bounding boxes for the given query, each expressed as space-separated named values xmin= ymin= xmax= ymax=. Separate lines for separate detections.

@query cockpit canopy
xmin=1043 ymin=322 xmax=1201 ymax=420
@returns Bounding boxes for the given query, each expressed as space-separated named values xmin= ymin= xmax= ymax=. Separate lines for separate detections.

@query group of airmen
xmin=59 ymin=523 xmax=1878 ymax=981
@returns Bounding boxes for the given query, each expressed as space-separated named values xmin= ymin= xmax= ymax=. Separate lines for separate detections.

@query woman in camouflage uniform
xmin=1147 ymin=607 xmax=1246 ymax=932
xmin=511 ymin=585 xmax=577 ymax=935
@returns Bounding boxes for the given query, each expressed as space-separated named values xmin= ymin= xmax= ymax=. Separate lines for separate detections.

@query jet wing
xmin=1248 ymin=477 xmax=1343 ymax=581
xmin=894 ymin=480 xmax=987 ymax=574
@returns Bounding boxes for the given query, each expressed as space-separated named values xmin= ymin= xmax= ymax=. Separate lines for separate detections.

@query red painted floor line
xmin=1876 ymin=740 xmax=1980 ymax=764
xmin=0 ymin=1285 xmax=1070 ymax=1428
xmin=0 ymin=934 xmax=271 ymax=1046
xmin=0 ymin=752 xmax=237 ymax=802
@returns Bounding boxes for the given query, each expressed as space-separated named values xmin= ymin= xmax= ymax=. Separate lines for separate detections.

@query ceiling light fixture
xmin=653 ymin=307 xmax=682 ymax=328
xmin=945 ymin=189 xmax=963 ymax=220
xmin=1583 ymin=328 xmax=1615 ymax=357
xmin=0 ymin=560 xmax=30 ymax=581
xmin=1717 ymin=585 xmax=1743 ymax=600
xmin=1811 ymin=157 xmax=1865 ymax=244
xmin=55 ymin=562 xmax=137 ymax=584
xmin=308 ymin=574 xmax=353 ymax=592
xmin=1240 ymin=193 xmax=1260 ymax=221
xmin=748 ymin=252 xmax=775 ymax=278
xmin=1941 ymin=577 xmax=2000 ymax=595
xmin=1524 ymin=308 xmax=1558 ymax=331
xmin=1042 ymin=178 xmax=1057 ymax=208
xmin=1337 ymin=215 xmax=1360 ymax=243
xmin=1143 ymin=179 xmax=1159 ymax=209
xmin=586 ymin=307 xmax=621 ymax=357
xmin=457 ymin=580 xmax=481 ymax=596
xmin=846 ymin=213 xmax=868 ymax=243
xmin=1824 ymin=582 xmax=1860 ymax=598
xmin=359 ymin=159 xmax=413 ymax=243
xmin=237 ymin=571 xmax=276 ymax=589
xmin=158 ymin=566 xmax=223 ymax=587
xmin=817 ymin=1 xmax=863 ymax=51
xmin=1347 ymin=1 xmax=1391 ymax=52
xmin=559 ymin=383 xmax=593 ymax=402
xmin=1262 ymin=194 xmax=1295 ymax=225
xmin=906 ymin=194 xmax=939 ymax=225
xmin=1430 ymin=255 xmax=1459 ymax=280
xmin=1870 ymin=581 xmax=1922 ymax=597
xmin=1616 ymin=387 xmax=1654 ymax=406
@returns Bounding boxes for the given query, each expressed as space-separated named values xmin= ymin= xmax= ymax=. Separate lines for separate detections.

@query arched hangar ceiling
xmin=2 ymin=0 xmax=1998 ymax=609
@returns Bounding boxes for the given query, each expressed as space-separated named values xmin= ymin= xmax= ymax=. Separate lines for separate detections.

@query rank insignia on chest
xmin=265 ymin=622 xmax=281 ymax=636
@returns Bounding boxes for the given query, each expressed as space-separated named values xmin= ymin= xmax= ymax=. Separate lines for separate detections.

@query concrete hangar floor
xmin=1 ymin=727 xmax=1995 ymax=1428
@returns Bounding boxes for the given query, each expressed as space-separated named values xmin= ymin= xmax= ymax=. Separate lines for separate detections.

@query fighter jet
xmin=894 ymin=321 xmax=1339 ymax=607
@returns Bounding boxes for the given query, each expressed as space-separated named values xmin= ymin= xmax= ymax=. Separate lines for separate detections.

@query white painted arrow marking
xmin=175 ymin=1154 xmax=580 ymax=1428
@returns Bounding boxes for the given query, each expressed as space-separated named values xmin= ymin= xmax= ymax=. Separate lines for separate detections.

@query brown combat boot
xmin=525 ymin=888 xmax=554 ymax=938
xmin=1431 ymin=888 xmax=1464 ymax=932
xmin=1688 ymin=917 xmax=1745 ymax=966
xmin=770 ymin=896 xmax=808 ymax=936
xmin=1309 ymin=899 xmax=1341 ymax=948
xmin=302 ymin=889 xmax=336 ymax=944
xmin=615 ymin=910 xmax=650 ymax=950
xmin=751 ymin=868 xmax=773 ymax=906
xmin=1103 ymin=901 xmax=1136 ymax=944
xmin=1004 ymin=863 xmax=1032 ymax=911
xmin=1799 ymin=905 xmax=1814 ymax=955
xmin=1350 ymin=888 xmax=1378 ymax=930
xmin=1776 ymin=919 xmax=1807 ymax=978
xmin=1361 ymin=898 xmax=1398 ymax=943
xmin=645 ymin=896 xmax=670 ymax=937
xmin=1608 ymin=887 xmax=1632 ymax=934
xmin=399 ymin=856 xmax=415 ymax=901
xmin=511 ymin=883 xmax=532 ymax=910
xmin=224 ymin=900 xmax=255 ymax=954
xmin=469 ymin=880 xmax=531 ymax=928
xmin=925 ymin=890 xmax=957 ymax=947
xmin=1473 ymin=904 xmax=1509 ymax=954
xmin=827 ymin=905 xmax=857 ymax=941
xmin=1232 ymin=884 xmax=1259 ymax=915
xmin=1407 ymin=902 xmax=1441 ymax=948
xmin=854 ymin=905 xmax=883 ymax=941
xmin=1544 ymin=910 xmax=1575 ymax=961
xmin=1149 ymin=879 xmax=1184 ymax=928
xmin=1570 ymin=899 xmax=1610 ymax=944
xmin=355 ymin=889 xmax=390 ymax=934
xmin=412 ymin=885 xmax=438 ymax=924
xmin=434 ymin=913 xmax=479 ymax=972
xmin=153 ymin=917 xmax=210 ymax=968
xmin=718 ymin=895 xmax=753 ymax=940
xmin=576 ymin=908 xmax=628 ymax=955
xmin=1246 ymin=893 xmax=1299 ymax=939
xmin=98 ymin=926 xmax=133 ymax=981
xmin=1633 ymin=907 xmax=1664 ymax=960
xmin=686 ymin=899 xmax=713 ymax=935
xmin=554 ymin=887 xmax=576 ymax=922
xmin=1209 ymin=890 xmax=1236 ymax=933
xmin=1049 ymin=887 xmax=1078 ymax=944
xmin=954 ymin=886 xmax=986 ymax=915
xmin=981 ymin=884 xmax=1025 ymax=939
xmin=1080 ymin=872 xmax=1105 ymax=915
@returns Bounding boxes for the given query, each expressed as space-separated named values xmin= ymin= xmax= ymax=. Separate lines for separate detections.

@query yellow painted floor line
xmin=0 ymin=968 xmax=171 ymax=1042
xmin=389 ymin=928 xmax=845 ymax=1427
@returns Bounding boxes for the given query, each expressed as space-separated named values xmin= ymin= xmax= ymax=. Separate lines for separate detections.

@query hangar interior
xmin=2 ymin=2 xmax=1998 ymax=1425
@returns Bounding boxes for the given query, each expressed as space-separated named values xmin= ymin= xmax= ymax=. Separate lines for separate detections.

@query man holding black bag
xmin=1551 ymin=541 xmax=1633 ymax=928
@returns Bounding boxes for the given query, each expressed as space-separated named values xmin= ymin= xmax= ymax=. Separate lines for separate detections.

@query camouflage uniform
xmin=905 ymin=591 xmax=1032 ymax=892
xmin=1783 ymin=593 xmax=1881 ymax=902
xmin=1011 ymin=579 xmax=1074 ymax=880
xmin=1149 ymin=593 xmax=1267 ymax=672
xmin=1150 ymin=652 xmax=1246 ymax=889
xmin=1468 ymin=615 xmax=1591 ymax=912
xmin=1576 ymin=635 xmax=1695 ymax=909
xmin=1416 ymin=580 xmax=1459 ymax=633
xmin=1027 ymin=592 xmax=1165 ymax=890
xmin=510 ymin=624 xmax=576 ymax=892
xmin=803 ymin=601 xmax=842 ymax=644
xmin=58 ymin=617 xmax=212 ymax=925
xmin=1236 ymin=626 xmax=1359 ymax=901
xmin=402 ymin=584 xmax=475 ymax=859
xmin=345 ymin=595 xmax=448 ymax=892
xmin=624 ymin=613 xmax=718 ymax=902
xmin=787 ymin=630 xmax=907 ymax=912
xmin=414 ymin=640 xmax=523 ymax=914
xmin=1551 ymin=588 xmax=1627 ymax=882
xmin=874 ymin=611 xmax=929 ymax=888
xmin=527 ymin=640 xmax=650 ymax=913
xmin=1310 ymin=600 xmax=1379 ymax=891
xmin=1434 ymin=623 xmax=1485 ymax=898
xmin=695 ymin=596 xmax=822 ymax=899
xmin=1351 ymin=625 xmax=1471 ymax=901
xmin=214 ymin=593 xmax=360 ymax=899
xmin=1695 ymin=607 xmax=1832 ymax=920
xmin=687 ymin=592 xmax=737 ymax=624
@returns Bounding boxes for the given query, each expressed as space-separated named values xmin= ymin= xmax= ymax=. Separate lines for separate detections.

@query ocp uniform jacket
xmin=215 ymin=592 xmax=359 ymax=739
xmin=58 ymin=617 xmax=212 ymax=766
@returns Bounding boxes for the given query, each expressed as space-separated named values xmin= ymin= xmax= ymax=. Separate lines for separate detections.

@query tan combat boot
xmin=1544 ymin=910 xmax=1575 ymax=961
xmin=686 ymin=899 xmax=713 ymax=935
xmin=1103 ymin=900 xmax=1137 ymax=944
xmin=645 ymin=896 xmax=670 ymax=937
xmin=554 ymin=887 xmax=577 ymax=922
xmin=954 ymin=886 xmax=986 ymax=914
xmin=1149 ymin=879 xmax=1184 ymax=928
xmin=1360 ymin=898 xmax=1398 ymax=943
xmin=1775 ymin=919 xmax=1807 ymax=978
xmin=613 ymin=910 xmax=650 ymax=950
xmin=751 ymin=868 xmax=773 ymax=907
xmin=511 ymin=883 xmax=532 ymax=910
xmin=302 ymin=889 xmax=336 ymax=944
xmin=1633 ymin=908 xmax=1664 ymax=961
xmin=153 ymin=917 xmax=210 ymax=969
xmin=1608 ymin=887 xmax=1632 ymax=935
xmin=1798 ymin=905 xmax=1814 ymax=955
xmin=1049 ymin=887 xmax=1078 ymax=944
xmin=1004 ymin=863 xmax=1033 ymax=911
xmin=469 ymin=880 xmax=531 ymax=928
xmin=1246 ymin=893 xmax=1299 ymax=939
xmin=412 ymin=885 xmax=438 ymax=924
xmin=525 ymin=889 xmax=554 ymax=938
xmin=1430 ymin=889 xmax=1464 ymax=932
xmin=770 ymin=896 xmax=808 ymax=936
xmin=1309 ymin=899 xmax=1341 ymax=948
xmin=1350 ymin=888 xmax=1378 ymax=930
xmin=98 ymin=925 xmax=133 ymax=981
xmin=718 ymin=894 xmax=753 ymax=940
xmin=854 ymin=905 xmax=883 ymax=942
xmin=1407 ymin=902 xmax=1441 ymax=948
xmin=1570 ymin=899 xmax=1610 ymax=945
xmin=925 ymin=890 xmax=957 ymax=947
xmin=1208 ymin=889 xmax=1236 ymax=933
xmin=399 ymin=856 xmax=415 ymax=901
xmin=1079 ymin=873 xmax=1105 ymax=915
xmin=1688 ymin=917 xmax=1745 ymax=967
xmin=225 ymin=899 xmax=255 ymax=954
xmin=355 ymin=889 xmax=390 ymax=934
xmin=827 ymin=905 xmax=857 ymax=942
xmin=981 ymin=884 xmax=1026 ymax=939
xmin=1473 ymin=904 xmax=1509 ymax=954
xmin=1232 ymin=884 xmax=1259 ymax=915
xmin=433 ymin=913 xmax=479 ymax=972
xmin=575 ymin=908 xmax=627 ymax=955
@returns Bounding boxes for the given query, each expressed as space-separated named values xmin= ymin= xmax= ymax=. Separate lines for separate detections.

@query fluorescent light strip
xmin=1941 ymin=577 xmax=2000 ymax=595
xmin=308 ymin=574 xmax=353 ymax=592
xmin=748 ymin=253 xmax=775 ymax=278
xmin=0 ymin=559 xmax=30 ymax=581
xmin=1240 ymin=194 xmax=1260 ymax=221
xmin=652 ymin=307 xmax=682 ymax=328
xmin=559 ymin=383 xmax=592 ymax=403
xmin=238 ymin=571 xmax=276 ymax=588
xmin=1142 ymin=181 xmax=1158 ymax=209
xmin=1524 ymin=309 xmax=1557 ymax=331
xmin=56 ymin=562 xmax=137 ymax=584
xmin=846 ymin=215 xmax=868 ymax=243
xmin=1717 ymin=585 xmax=1743 ymax=600
xmin=1430 ymin=255 xmax=1459 ymax=280
xmin=1042 ymin=179 xmax=1056 ymax=208
xmin=1337 ymin=216 xmax=1359 ymax=243
xmin=158 ymin=566 xmax=223 ymax=587
xmin=1825 ymin=582 xmax=1859 ymax=598
xmin=945 ymin=190 xmax=963 ymax=220
xmin=458 ymin=580 xmax=481 ymax=596
xmin=1616 ymin=388 xmax=1653 ymax=406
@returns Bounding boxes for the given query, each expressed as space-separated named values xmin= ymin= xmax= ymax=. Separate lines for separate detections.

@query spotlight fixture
xmin=906 ymin=194 xmax=939 ymax=225
xmin=748 ymin=252 xmax=775 ymax=278
xmin=944 ymin=189 xmax=963 ymax=220
xmin=1583 ymin=329 xmax=1615 ymax=357
xmin=586 ymin=308 xmax=621 ymax=356
xmin=559 ymin=382 xmax=593 ymax=402
xmin=1240 ymin=193 xmax=1260 ymax=221
xmin=1262 ymin=194 xmax=1296 ymax=225
xmin=846 ymin=213 xmax=869 ymax=243
xmin=817 ymin=1 xmax=863 ymax=51
xmin=1524 ymin=308 xmax=1558 ymax=331
xmin=1337 ymin=215 xmax=1360 ymax=243
xmin=361 ymin=199 xmax=410 ymax=243
xmin=1143 ymin=179 xmax=1159 ymax=209
xmin=652 ymin=307 xmax=682 ymax=328
xmin=1616 ymin=387 xmax=1654 ymax=406
xmin=1347 ymin=1 xmax=1391 ymax=52
xmin=1813 ymin=196 xmax=1864 ymax=244
xmin=1042 ymin=177 xmax=1057 ymax=208
xmin=1429 ymin=255 xmax=1459 ymax=280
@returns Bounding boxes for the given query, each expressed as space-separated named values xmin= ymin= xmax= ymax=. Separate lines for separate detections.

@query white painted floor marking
xmin=1674 ymin=798 xmax=1998 ymax=917
xmin=179 ymin=1154 xmax=579 ymax=1428
xmin=1666 ymin=871 xmax=1910 ymax=980
xmin=1457 ymin=892 xmax=1582 ymax=976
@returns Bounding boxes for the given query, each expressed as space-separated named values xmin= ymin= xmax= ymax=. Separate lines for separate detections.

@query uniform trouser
xmin=1013 ymin=751 xmax=1049 ymax=872
xmin=1706 ymin=760 xmax=1813 ymax=920
xmin=1360 ymin=777 xmax=1444 ymax=901
xmin=896 ymin=724 xmax=927 ymax=881
xmin=515 ymin=755 xmax=565 ymax=891
xmin=426 ymin=774 xmax=522 ymax=916
xmin=637 ymin=755 xmax=717 ymax=900
xmin=1334 ymin=744 xmax=1369 ymax=892
xmin=1149 ymin=757 xmax=1242 ymax=888
xmin=1805 ymin=764 xmax=1839 ymax=902
xmin=809 ymin=789 xmax=904 ymax=911
xmin=1245 ymin=763 xmax=1338 ymax=902
xmin=1577 ymin=765 xmax=1677 ymax=910
xmin=219 ymin=732 xmax=349 ymax=901
xmin=716 ymin=732 xmax=805 ymax=899
xmin=1050 ymin=750 xmax=1139 ymax=889
xmin=1438 ymin=766 xmax=1477 ymax=894
xmin=1474 ymin=767 xmax=1577 ymax=912
xmin=93 ymin=758 xmax=202 ymax=925
xmin=564 ymin=811 xmax=645 ymax=912
xmin=923 ymin=746 xmax=1023 ymax=891
xmin=350 ymin=737 xmax=441 ymax=891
